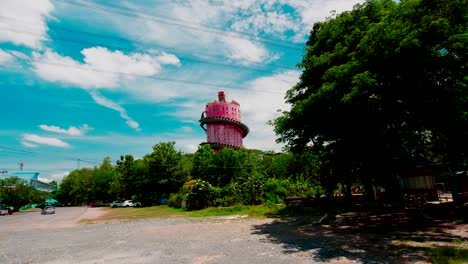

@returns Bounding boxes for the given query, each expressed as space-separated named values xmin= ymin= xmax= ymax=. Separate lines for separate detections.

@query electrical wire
xmin=0 ymin=145 xmax=100 ymax=164
xmin=52 ymin=0 xmax=303 ymax=50
xmin=0 ymin=145 xmax=269 ymax=170
xmin=198 ymin=0 xmax=298 ymax=22
xmin=0 ymin=27 xmax=292 ymax=77
xmin=0 ymin=16 xmax=296 ymax=71
xmin=0 ymin=54 xmax=292 ymax=94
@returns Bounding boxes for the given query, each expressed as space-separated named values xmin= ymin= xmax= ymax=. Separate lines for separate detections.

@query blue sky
xmin=0 ymin=0 xmax=363 ymax=182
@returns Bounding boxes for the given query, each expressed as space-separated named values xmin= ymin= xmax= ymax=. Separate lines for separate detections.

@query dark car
xmin=0 ymin=205 xmax=13 ymax=215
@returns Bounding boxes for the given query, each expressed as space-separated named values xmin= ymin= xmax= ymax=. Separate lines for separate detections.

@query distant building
xmin=0 ymin=171 xmax=56 ymax=192
xmin=199 ymin=91 xmax=249 ymax=150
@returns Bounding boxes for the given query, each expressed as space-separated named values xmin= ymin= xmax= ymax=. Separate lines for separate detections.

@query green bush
xmin=235 ymin=172 xmax=266 ymax=205
xmin=186 ymin=179 xmax=213 ymax=209
xmin=167 ymin=193 xmax=184 ymax=208
xmin=212 ymin=185 xmax=239 ymax=207
xmin=262 ymin=178 xmax=288 ymax=204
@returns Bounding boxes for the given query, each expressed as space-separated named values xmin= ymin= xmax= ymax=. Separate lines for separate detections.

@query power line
xmin=0 ymin=16 xmax=296 ymax=71
xmin=0 ymin=27 xmax=294 ymax=77
xmin=0 ymin=54 xmax=292 ymax=94
xmin=0 ymin=145 xmax=272 ymax=169
xmin=0 ymin=145 xmax=100 ymax=164
xmin=199 ymin=0 xmax=297 ymax=21
xmin=52 ymin=0 xmax=303 ymax=51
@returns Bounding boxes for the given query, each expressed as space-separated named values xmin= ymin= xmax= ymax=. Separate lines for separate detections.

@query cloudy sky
xmin=0 ymin=0 xmax=363 ymax=182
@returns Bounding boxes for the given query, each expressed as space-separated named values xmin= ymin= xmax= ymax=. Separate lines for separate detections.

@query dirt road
xmin=0 ymin=207 xmax=466 ymax=263
xmin=0 ymin=207 xmax=98 ymax=232
xmin=0 ymin=208 xmax=360 ymax=264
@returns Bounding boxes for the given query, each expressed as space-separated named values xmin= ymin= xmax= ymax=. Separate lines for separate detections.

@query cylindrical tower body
xmin=200 ymin=91 xmax=249 ymax=150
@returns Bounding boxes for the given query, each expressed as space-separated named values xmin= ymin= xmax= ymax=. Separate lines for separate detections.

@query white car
xmin=122 ymin=200 xmax=141 ymax=207
xmin=111 ymin=200 xmax=141 ymax=208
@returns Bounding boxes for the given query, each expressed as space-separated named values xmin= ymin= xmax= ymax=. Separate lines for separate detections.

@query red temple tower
xmin=199 ymin=91 xmax=249 ymax=150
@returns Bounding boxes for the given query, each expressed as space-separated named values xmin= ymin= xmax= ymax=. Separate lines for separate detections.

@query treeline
xmin=56 ymin=142 xmax=356 ymax=208
xmin=0 ymin=177 xmax=50 ymax=209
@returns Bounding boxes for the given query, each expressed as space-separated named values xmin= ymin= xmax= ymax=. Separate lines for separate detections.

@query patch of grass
xmin=427 ymin=246 xmax=468 ymax=264
xmin=189 ymin=205 xmax=277 ymax=218
xmin=82 ymin=206 xmax=187 ymax=222
xmin=81 ymin=204 xmax=282 ymax=223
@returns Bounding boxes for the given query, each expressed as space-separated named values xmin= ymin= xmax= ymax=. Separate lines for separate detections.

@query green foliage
xmin=143 ymin=142 xmax=187 ymax=197
xmin=234 ymin=172 xmax=266 ymax=205
xmin=186 ymin=179 xmax=213 ymax=209
xmin=273 ymin=0 xmax=468 ymax=195
xmin=0 ymin=177 xmax=48 ymax=209
xmin=54 ymin=143 xmax=357 ymax=209
xmin=427 ymin=246 xmax=468 ymax=264
xmin=262 ymin=178 xmax=288 ymax=204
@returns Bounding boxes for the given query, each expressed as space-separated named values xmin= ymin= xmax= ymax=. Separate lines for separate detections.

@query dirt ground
xmin=79 ymin=205 xmax=467 ymax=263
xmin=1 ymin=205 xmax=466 ymax=263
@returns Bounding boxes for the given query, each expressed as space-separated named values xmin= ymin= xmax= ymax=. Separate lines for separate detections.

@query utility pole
xmin=77 ymin=159 xmax=80 ymax=170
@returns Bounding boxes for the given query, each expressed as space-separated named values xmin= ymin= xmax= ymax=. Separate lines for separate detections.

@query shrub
xmin=235 ymin=172 xmax=266 ymax=205
xmin=186 ymin=179 xmax=213 ymax=209
xmin=262 ymin=178 xmax=288 ymax=204
xmin=168 ymin=193 xmax=184 ymax=208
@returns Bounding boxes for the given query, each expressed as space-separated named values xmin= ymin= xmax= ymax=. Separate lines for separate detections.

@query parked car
xmin=0 ymin=205 xmax=13 ymax=215
xmin=41 ymin=206 xmax=55 ymax=215
xmin=122 ymin=200 xmax=141 ymax=207
xmin=110 ymin=201 xmax=123 ymax=208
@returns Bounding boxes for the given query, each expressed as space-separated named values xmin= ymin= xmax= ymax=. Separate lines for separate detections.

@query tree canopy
xmin=273 ymin=0 xmax=467 ymax=179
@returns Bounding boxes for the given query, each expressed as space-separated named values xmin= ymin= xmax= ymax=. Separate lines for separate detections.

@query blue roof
xmin=10 ymin=171 xmax=40 ymax=180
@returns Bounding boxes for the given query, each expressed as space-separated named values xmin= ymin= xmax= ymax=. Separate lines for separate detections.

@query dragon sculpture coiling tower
xmin=199 ymin=91 xmax=249 ymax=150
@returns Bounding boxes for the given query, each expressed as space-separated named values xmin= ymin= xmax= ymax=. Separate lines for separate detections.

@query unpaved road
xmin=1 ymin=207 xmax=464 ymax=263
xmin=0 ymin=207 xmax=366 ymax=264
xmin=0 ymin=207 xmax=92 ymax=232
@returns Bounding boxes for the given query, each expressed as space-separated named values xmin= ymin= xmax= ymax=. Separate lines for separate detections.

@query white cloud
xmin=39 ymin=124 xmax=92 ymax=136
xmin=8 ymin=50 xmax=29 ymax=60
xmin=176 ymin=126 xmax=194 ymax=133
xmin=106 ymin=1 xmax=274 ymax=65
xmin=38 ymin=177 xmax=52 ymax=183
xmin=0 ymin=49 xmax=15 ymax=64
xmin=21 ymin=141 xmax=39 ymax=148
xmin=221 ymin=37 xmax=273 ymax=65
xmin=39 ymin=171 xmax=68 ymax=183
xmin=89 ymin=91 xmax=140 ymax=131
xmin=230 ymin=9 xmax=300 ymax=37
xmin=232 ymin=70 xmax=301 ymax=151
xmin=32 ymin=49 xmax=118 ymax=89
xmin=284 ymin=0 xmax=365 ymax=40
xmin=22 ymin=133 xmax=70 ymax=148
xmin=32 ymin=47 xmax=179 ymax=89
xmin=0 ymin=0 xmax=54 ymax=49
xmin=150 ymin=51 xmax=181 ymax=66
xmin=31 ymin=47 xmax=183 ymax=130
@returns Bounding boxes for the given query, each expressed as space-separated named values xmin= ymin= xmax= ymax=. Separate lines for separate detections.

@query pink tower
xmin=200 ymin=91 xmax=249 ymax=150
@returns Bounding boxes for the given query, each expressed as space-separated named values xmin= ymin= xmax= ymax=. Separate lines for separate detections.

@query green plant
xmin=262 ymin=178 xmax=288 ymax=204
xmin=186 ymin=179 xmax=214 ymax=209
xmin=427 ymin=247 xmax=468 ymax=264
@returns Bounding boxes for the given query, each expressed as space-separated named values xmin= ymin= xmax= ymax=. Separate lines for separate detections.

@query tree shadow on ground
xmin=252 ymin=203 xmax=467 ymax=263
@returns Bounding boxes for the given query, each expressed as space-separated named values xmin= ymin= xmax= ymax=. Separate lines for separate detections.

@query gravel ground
xmin=0 ymin=209 xmax=366 ymax=264
xmin=1 ymin=207 xmax=465 ymax=264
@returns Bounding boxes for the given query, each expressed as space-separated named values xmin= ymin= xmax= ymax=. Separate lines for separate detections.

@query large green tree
xmin=143 ymin=142 xmax=187 ymax=197
xmin=273 ymin=0 xmax=467 ymax=190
